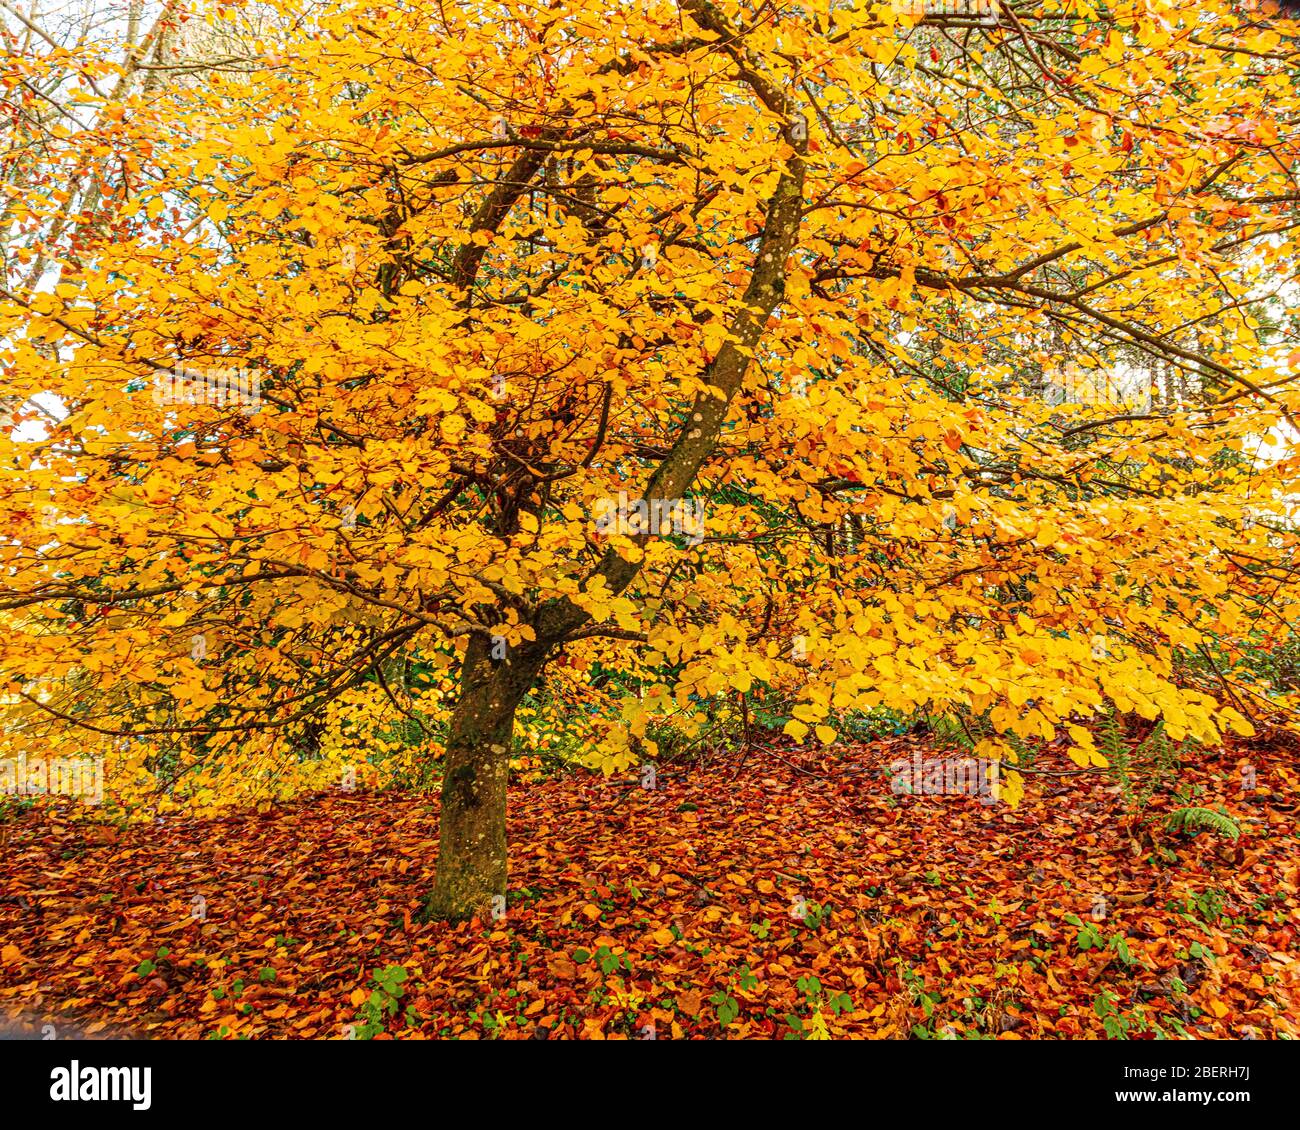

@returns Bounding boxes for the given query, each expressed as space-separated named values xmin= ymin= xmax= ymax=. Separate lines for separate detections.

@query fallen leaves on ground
xmin=1 ymin=732 xmax=1295 ymax=1040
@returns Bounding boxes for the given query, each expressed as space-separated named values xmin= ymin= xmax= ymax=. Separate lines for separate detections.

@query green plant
xmin=1099 ymin=714 xmax=1192 ymax=815
xmin=585 ymin=945 xmax=632 ymax=975
xmin=350 ymin=964 xmax=410 ymax=1040
xmin=793 ymin=899 xmax=830 ymax=929
xmin=710 ymin=989 xmax=740 ymax=1027
xmin=785 ymin=975 xmax=852 ymax=1041
xmin=0 ymin=796 xmax=36 ymax=824
xmin=1094 ymin=989 xmax=1130 ymax=1039
xmin=1175 ymin=887 xmax=1227 ymax=923
xmin=1093 ymin=988 xmax=1183 ymax=1039
xmin=134 ymin=946 xmax=170 ymax=977
xmin=1165 ymin=806 xmax=1240 ymax=841
xmin=709 ymin=963 xmax=758 ymax=1030
xmin=1064 ymin=913 xmax=1104 ymax=951
xmin=1063 ymin=915 xmax=1143 ymax=968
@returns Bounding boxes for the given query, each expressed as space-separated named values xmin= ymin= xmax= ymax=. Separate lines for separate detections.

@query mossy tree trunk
xmin=425 ymin=634 xmax=547 ymax=921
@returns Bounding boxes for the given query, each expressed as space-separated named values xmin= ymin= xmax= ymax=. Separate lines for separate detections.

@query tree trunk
xmin=424 ymin=634 xmax=545 ymax=921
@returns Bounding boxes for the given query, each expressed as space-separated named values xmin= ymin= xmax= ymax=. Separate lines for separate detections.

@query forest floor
xmin=1 ymin=730 xmax=1296 ymax=1039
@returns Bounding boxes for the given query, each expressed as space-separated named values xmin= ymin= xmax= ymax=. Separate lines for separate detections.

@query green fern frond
xmin=1165 ymin=806 xmax=1240 ymax=841
xmin=1099 ymin=709 xmax=1127 ymax=766
xmin=1135 ymin=720 xmax=1169 ymax=763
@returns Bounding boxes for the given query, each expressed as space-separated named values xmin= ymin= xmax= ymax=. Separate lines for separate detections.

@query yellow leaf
xmin=1034 ymin=522 xmax=1061 ymax=548
xmin=783 ymin=719 xmax=809 ymax=742
xmin=1066 ymin=745 xmax=1092 ymax=769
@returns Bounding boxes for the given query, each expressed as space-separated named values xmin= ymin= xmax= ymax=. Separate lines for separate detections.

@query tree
xmin=2 ymin=0 xmax=1299 ymax=918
